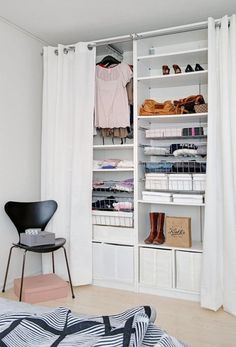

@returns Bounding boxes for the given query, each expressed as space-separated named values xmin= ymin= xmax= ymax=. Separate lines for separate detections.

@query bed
xmin=0 ymin=298 xmax=187 ymax=346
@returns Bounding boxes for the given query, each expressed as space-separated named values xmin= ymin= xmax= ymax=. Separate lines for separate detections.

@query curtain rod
xmin=41 ymin=17 xmax=229 ymax=55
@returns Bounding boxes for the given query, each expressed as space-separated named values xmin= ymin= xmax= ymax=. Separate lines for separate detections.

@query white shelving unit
xmin=92 ymin=26 xmax=208 ymax=302
xmin=135 ymin=27 xmax=208 ymax=301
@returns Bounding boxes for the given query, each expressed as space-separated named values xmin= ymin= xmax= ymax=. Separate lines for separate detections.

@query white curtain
xmin=41 ymin=43 xmax=96 ymax=285
xmin=201 ymin=15 xmax=236 ymax=315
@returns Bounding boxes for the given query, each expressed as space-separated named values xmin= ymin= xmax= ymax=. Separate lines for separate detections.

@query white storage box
xmin=140 ymin=247 xmax=172 ymax=288
xmin=145 ymin=128 xmax=182 ymax=138
xmin=176 ymin=251 xmax=202 ymax=292
xmin=172 ymin=193 xmax=204 ymax=204
xmin=142 ymin=191 xmax=172 ymax=203
xmin=92 ymin=210 xmax=133 ymax=227
xmin=193 ymin=174 xmax=206 ymax=191
xmin=145 ymin=173 xmax=169 ymax=190
xmin=169 ymin=174 xmax=192 ymax=191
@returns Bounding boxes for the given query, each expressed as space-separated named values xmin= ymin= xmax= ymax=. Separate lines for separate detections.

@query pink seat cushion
xmin=14 ymin=274 xmax=69 ymax=303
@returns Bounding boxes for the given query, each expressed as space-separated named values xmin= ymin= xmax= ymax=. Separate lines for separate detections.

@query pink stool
xmin=14 ymin=274 xmax=69 ymax=304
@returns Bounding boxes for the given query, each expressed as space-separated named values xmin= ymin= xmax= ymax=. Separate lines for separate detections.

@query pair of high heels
xmin=162 ymin=64 xmax=181 ymax=75
xmin=185 ymin=64 xmax=204 ymax=72
xmin=162 ymin=63 xmax=204 ymax=75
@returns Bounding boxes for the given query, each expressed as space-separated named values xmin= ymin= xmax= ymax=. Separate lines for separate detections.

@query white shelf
xmin=93 ymin=144 xmax=134 ymax=150
xmin=137 ymin=48 xmax=208 ymax=69
xmin=138 ymin=70 xmax=208 ymax=88
xmin=138 ymin=199 xmax=205 ymax=207
xmin=138 ymin=113 xmax=208 ymax=124
xmin=93 ymin=168 xmax=134 ymax=172
xmin=138 ymin=241 xmax=203 ymax=253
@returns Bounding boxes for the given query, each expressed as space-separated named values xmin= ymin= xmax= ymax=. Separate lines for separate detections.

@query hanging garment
xmin=41 ymin=43 xmax=96 ymax=286
xmin=100 ymin=128 xmax=129 ymax=138
xmin=95 ymin=62 xmax=132 ymax=128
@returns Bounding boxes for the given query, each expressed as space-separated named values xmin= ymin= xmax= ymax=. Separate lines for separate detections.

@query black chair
xmin=2 ymin=200 xmax=75 ymax=301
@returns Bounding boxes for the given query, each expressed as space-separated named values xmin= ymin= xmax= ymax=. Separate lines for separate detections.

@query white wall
xmin=0 ymin=19 xmax=44 ymax=288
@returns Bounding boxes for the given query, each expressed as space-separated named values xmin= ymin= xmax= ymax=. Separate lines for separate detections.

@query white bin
xmin=172 ymin=193 xmax=204 ymax=204
xmin=145 ymin=173 xmax=169 ymax=190
xmin=193 ymin=174 xmax=206 ymax=191
xmin=142 ymin=191 xmax=172 ymax=203
xmin=92 ymin=210 xmax=133 ymax=227
xmin=169 ymin=174 xmax=192 ymax=191
xmin=176 ymin=251 xmax=202 ymax=292
xmin=140 ymin=247 xmax=172 ymax=288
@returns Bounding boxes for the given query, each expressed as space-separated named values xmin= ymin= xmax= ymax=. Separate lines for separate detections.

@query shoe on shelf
xmin=195 ymin=63 xmax=204 ymax=71
xmin=162 ymin=65 xmax=170 ymax=75
xmin=172 ymin=64 xmax=181 ymax=74
xmin=153 ymin=212 xmax=165 ymax=244
xmin=144 ymin=212 xmax=158 ymax=244
xmin=185 ymin=64 xmax=194 ymax=73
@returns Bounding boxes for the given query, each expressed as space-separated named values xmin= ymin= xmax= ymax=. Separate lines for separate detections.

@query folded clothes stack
xmin=93 ymin=159 xmax=134 ymax=169
xmin=144 ymin=144 xmax=207 ymax=157
xmin=92 ymin=196 xmax=133 ymax=212
xmin=93 ymin=179 xmax=134 ymax=192
xmin=145 ymin=161 xmax=206 ymax=173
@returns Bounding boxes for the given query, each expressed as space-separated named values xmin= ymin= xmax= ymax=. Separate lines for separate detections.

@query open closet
xmin=92 ymin=26 xmax=208 ymax=301
xmin=92 ymin=39 xmax=136 ymax=290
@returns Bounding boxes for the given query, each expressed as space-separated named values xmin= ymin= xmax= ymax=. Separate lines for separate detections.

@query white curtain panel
xmin=201 ymin=15 xmax=236 ymax=315
xmin=41 ymin=43 xmax=96 ymax=285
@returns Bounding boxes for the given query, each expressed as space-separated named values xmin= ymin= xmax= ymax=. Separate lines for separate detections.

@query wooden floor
xmin=1 ymin=285 xmax=236 ymax=347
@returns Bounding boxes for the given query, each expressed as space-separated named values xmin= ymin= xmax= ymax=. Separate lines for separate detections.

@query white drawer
xmin=93 ymin=225 xmax=135 ymax=245
xmin=92 ymin=243 xmax=134 ymax=284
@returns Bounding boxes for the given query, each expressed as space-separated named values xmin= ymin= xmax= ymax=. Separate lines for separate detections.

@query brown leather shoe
xmin=144 ymin=212 xmax=158 ymax=244
xmin=153 ymin=213 xmax=165 ymax=244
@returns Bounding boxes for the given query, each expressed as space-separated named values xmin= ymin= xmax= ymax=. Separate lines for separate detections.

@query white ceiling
xmin=0 ymin=0 xmax=235 ymax=45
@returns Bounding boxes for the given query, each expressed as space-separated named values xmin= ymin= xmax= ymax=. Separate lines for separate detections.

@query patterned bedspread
xmin=0 ymin=306 xmax=188 ymax=347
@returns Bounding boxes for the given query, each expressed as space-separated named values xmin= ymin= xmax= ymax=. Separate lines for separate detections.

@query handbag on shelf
xmin=174 ymin=95 xmax=205 ymax=114
xmin=139 ymin=99 xmax=177 ymax=116
xmin=194 ymin=103 xmax=208 ymax=113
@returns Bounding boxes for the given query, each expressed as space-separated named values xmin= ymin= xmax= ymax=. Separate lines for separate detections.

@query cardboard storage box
xmin=165 ymin=216 xmax=192 ymax=248
xmin=14 ymin=274 xmax=69 ymax=303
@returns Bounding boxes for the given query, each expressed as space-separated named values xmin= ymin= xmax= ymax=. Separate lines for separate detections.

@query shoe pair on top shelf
xmin=162 ymin=63 xmax=204 ymax=75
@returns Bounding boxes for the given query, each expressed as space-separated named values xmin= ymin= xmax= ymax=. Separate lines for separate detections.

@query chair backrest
xmin=5 ymin=200 xmax=58 ymax=240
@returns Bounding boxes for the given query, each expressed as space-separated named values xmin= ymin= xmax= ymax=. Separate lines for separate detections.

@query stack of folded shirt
xmin=113 ymin=201 xmax=133 ymax=211
xmin=144 ymin=147 xmax=170 ymax=156
xmin=114 ymin=178 xmax=134 ymax=192
xmin=93 ymin=159 xmax=134 ymax=170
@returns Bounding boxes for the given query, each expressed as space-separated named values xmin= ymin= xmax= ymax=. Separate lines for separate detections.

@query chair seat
xmin=13 ymin=238 xmax=66 ymax=253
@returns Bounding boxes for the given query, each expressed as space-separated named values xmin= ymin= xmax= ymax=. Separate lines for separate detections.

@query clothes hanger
xmin=97 ymin=55 xmax=121 ymax=67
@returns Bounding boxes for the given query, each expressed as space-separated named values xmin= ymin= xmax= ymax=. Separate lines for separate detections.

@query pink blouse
xmin=95 ymin=63 xmax=132 ymax=128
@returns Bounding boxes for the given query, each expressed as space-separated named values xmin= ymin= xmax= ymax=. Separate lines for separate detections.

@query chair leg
xmin=19 ymin=250 xmax=27 ymax=302
xmin=2 ymin=245 xmax=16 ymax=293
xmin=52 ymin=252 xmax=55 ymax=273
xmin=62 ymin=246 xmax=75 ymax=299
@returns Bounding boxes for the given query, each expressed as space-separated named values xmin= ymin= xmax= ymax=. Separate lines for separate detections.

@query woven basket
xmin=194 ymin=103 xmax=208 ymax=113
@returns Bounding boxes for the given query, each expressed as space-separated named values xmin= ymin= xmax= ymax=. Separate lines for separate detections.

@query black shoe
xmin=195 ymin=63 xmax=204 ymax=71
xmin=185 ymin=64 xmax=194 ymax=73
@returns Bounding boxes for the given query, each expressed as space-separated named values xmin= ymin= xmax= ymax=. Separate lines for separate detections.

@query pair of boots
xmin=144 ymin=212 xmax=165 ymax=244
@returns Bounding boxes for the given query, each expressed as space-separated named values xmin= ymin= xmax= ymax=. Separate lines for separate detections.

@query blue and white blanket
xmin=0 ymin=306 xmax=188 ymax=347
